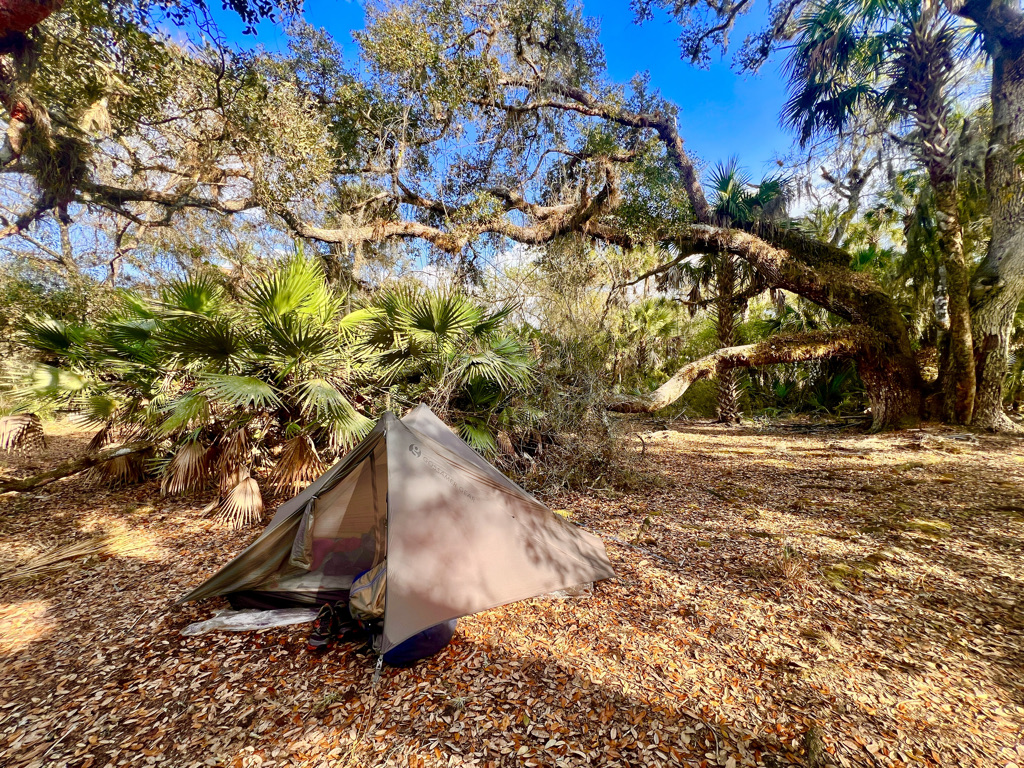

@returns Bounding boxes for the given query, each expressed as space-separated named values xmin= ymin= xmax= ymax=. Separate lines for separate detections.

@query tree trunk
xmin=608 ymin=328 xmax=921 ymax=431
xmin=931 ymin=176 xmax=975 ymax=423
xmin=714 ymin=254 xmax=741 ymax=423
xmin=969 ymin=38 xmax=1024 ymax=431
xmin=948 ymin=0 xmax=1024 ymax=432
xmin=900 ymin=9 xmax=976 ymax=422
xmin=856 ymin=347 xmax=924 ymax=431
xmin=0 ymin=441 xmax=153 ymax=494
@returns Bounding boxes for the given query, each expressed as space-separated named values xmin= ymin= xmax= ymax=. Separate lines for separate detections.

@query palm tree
xmin=784 ymin=0 xmax=979 ymax=423
xmin=614 ymin=297 xmax=681 ymax=385
xmin=665 ymin=159 xmax=789 ymax=423
xmin=17 ymin=254 xmax=373 ymax=526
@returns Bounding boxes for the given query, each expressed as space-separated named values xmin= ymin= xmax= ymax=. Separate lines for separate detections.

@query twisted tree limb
xmin=607 ymin=328 xmax=872 ymax=413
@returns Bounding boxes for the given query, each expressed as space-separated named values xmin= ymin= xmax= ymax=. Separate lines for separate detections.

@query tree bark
xmin=903 ymin=9 xmax=975 ymax=423
xmin=968 ymin=38 xmax=1024 ymax=431
xmin=608 ymin=328 xmax=920 ymax=430
xmin=714 ymin=254 xmax=741 ymax=423
xmin=0 ymin=441 xmax=153 ymax=494
xmin=931 ymin=175 xmax=975 ymax=423
xmin=949 ymin=0 xmax=1024 ymax=432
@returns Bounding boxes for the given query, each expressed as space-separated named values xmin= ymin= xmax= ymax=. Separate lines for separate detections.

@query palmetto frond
xmin=89 ymin=449 xmax=152 ymax=487
xmin=0 ymin=414 xmax=45 ymax=453
xmin=71 ymin=393 xmax=120 ymax=428
xmin=159 ymin=392 xmax=211 ymax=435
xmin=709 ymin=158 xmax=755 ymax=224
xmin=200 ymin=374 xmax=280 ymax=409
xmin=457 ymin=418 xmax=498 ymax=456
xmin=25 ymin=363 xmax=89 ymax=401
xmin=271 ymin=435 xmax=326 ymax=493
xmin=454 ymin=337 xmax=535 ymax=390
xmin=218 ymin=471 xmax=264 ymax=529
xmin=244 ymin=253 xmax=342 ymax=323
xmin=156 ymin=317 xmax=243 ymax=368
xmin=216 ymin=429 xmax=251 ymax=482
xmin=160 ymin=441 xmax=210 ymax=496
xmin=159 ymin=275 xmax=226 ymax=316
xmin=21 ymin=316 xmax=87 ymax=359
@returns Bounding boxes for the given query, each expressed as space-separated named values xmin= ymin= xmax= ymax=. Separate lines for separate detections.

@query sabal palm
xmin=784 ymin=0 xmax=979 ymax=423
xmin=665 ymin=160 xmax=789 ymax=422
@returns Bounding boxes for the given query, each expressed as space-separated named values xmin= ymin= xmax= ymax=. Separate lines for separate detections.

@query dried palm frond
xmin=217 ymin=428 xmax=250 ymax=474
xmin=89 ymin=450 xmax=151 ymax=486
xmin=271 ymin=435 xmax=326 ymax=493
xmin=160 ymin=441 xmax=210 ymax=496
xmin=497 ymin=430 xmax=515 ymax=457
xmin=0 ymin=537 xmax=109 ymax=583
xmin=0 ymin=414 xmax=45 ymax=453
xmin=218 ymin=476 xmax=264 ymax=529
xmin=219 ymin=464 xmax=251 ymax=497
xmin=87 ymin=422 xmax=113 ymax=452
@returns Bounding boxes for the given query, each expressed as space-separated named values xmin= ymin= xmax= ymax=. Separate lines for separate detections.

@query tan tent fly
xmin=179 ymin=405 xmax=615 ymax=653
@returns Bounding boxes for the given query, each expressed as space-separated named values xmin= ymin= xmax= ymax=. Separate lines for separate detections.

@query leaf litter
xmin=1 ymin=419 xmax=1022 ymax=768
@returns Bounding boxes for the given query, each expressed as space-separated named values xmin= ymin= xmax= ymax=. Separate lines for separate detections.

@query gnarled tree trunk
xmin=969 ymin=38 xmax=1024 ymax=431
xmin=948 ymin=0 xmax=1024 ymax=432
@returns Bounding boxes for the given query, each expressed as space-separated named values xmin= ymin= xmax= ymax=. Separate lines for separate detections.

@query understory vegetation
xmin=1 ymin=2 xmax=1023 ymax=766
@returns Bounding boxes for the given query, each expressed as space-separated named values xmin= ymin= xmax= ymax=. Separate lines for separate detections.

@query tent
xmin=179 ymin=405 xmax=615 ymax=653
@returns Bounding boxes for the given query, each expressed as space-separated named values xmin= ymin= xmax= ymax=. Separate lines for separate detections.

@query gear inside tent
xmin=178 ymin=405 xmax=615 ymax=660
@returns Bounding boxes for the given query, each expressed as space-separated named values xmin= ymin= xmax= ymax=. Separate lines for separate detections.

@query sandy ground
xmin=1 ymin=419 xmax=1022 ymax=768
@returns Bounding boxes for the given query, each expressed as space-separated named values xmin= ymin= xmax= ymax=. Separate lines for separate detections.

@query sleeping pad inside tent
xmin=178 ymin=405 xmax=616 ymax=656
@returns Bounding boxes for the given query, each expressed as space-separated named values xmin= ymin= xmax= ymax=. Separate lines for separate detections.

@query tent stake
xmin=371 ymin=655 xmax=384 ymax=688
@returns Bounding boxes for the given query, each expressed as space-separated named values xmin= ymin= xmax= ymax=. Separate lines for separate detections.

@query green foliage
xmin=347 ymin=285 xmax=535 ymax=454
xmin=11 ymin=255 xmax=533 ymax=515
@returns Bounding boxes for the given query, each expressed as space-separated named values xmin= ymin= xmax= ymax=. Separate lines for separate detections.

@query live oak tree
xmin=633 ymin=0 xmax=1024 ymax=429
xmin=0 ymin=0 xmax=1016 ymax=430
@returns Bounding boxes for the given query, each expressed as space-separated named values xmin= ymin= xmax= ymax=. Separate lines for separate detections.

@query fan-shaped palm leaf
xmin=21 ymin=316 xmax=86 ymax=358
xmin=159 ymin=392 xmax=210 ymax=435
xmin=218 ymin=474 xmax=264 ymax=529
xmin=89 ymin=450 xmax=151 ymax=486
xmin=0 ymin=414 xmax=45 ymax=453
xmin=161 ymin=441 xmax=210 ymax=496
xmin=244 ymin=254 xmax=341 ymax=323
xmin=200 ymin=374 xmax=280 ymax=409
xmin=271 ymin=435 xmax=326 ymax=493
xmin=160 ymin=275 xmax=225 ymax=316
xmin=454 ymin=337 xmax=535 ymax=390
xmin=458 ymin=418 xmax=498 ymax=456
xmin=157 ymin=317 xmax=243 ymax=368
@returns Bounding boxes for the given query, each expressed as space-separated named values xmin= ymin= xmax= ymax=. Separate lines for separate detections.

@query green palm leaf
xmin=200 ymin=374 xmax=280 ymax=409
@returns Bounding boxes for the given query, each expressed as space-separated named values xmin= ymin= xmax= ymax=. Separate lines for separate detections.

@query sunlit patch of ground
xmin=0 ymin=600 xmax=54 ymax=655
xmin=76 ymin=514 xmax=171 ymax=561
xmin=0 ymin=418 xmax=1022 ymax=767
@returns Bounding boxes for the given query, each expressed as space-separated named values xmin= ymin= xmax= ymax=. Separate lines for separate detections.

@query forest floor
xmin=1 ymin=419 xmax=1023 ymax=768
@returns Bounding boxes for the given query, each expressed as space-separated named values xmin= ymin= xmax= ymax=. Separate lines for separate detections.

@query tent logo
xmin=408 ymin=443 xmax=421 ymax=457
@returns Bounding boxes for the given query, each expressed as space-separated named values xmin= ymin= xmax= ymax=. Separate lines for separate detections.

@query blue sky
xmin=210 ymin=0 xmax=796 ymax=176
